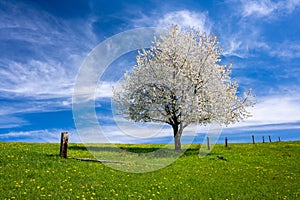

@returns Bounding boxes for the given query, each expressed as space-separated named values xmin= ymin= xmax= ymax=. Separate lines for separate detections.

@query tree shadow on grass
xmin=68 ymin=145 xmax=122 ymax=153
xmin=119 ymin=147 xmax=162 ymax=153
xmin=68 ymin=144 xmax=164 ymax=153
xmin=67 ymin=144 xmax=217 ymax=157
xmin=68 ymin=145 xmax=88 ymax=151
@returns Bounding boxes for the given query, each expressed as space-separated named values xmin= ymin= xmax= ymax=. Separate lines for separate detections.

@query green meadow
xmin=0 ymin=141 xmax=299 ymax=199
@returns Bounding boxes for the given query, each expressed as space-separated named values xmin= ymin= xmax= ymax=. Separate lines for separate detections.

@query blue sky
xmin=0 ymin=0 xmax=300 ymax=143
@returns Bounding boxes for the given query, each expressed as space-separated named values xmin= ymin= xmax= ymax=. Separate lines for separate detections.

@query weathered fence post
xmin=225 ymin=137 xmax=228 ymax=148
xmin=262 ymin=136 xmax=265 ymax=143
xmin=207 ymin=136 xmax=210 ymax=150
xmin=60 ymin=132 xmax=69 ymax=158
xmin=268 ymin=135 xmax=272 ymax=143
xmin=252 ymin=135 xmax=255 ymax=144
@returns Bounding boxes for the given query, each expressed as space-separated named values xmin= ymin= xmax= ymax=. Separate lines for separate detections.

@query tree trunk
xmin=173 ymin=124 xmax=183 ymax=151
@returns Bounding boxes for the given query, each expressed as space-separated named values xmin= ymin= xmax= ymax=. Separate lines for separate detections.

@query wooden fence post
xmin=252 ymin=135 xmax=255 ymax=144
xmin=207 ymin=136 xmax=210 ymax=150
xmin=262 ymin=136 xmax=265 ymax=143
xmin=225 ymin=137 xmax=228 ymax=148
xmin=60 ymin=132 xmax=69 ymax=158
xmin=268 ymin=135 xmax=272 ymax=143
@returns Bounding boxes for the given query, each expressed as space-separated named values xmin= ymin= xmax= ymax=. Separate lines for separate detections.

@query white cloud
xmin=240 ymin=0 xmax=300 ymax=18
xmin=221 ymin=32 xmax=270 ymax=58
xmin=270 ymin=42 xmax=300 ymax=58
xmin=0 ymin=116 xmax=29 ymax=128
xmin=0 ymin=1 xmax=98 ymax=99
xmin=284 ymin=0 xmax=300 ymax=12
xmin=132 ymin=10 xmax=212 ymax=34
xmin=222 ymin=0 xmax=300 ymax=58
xmin=0 ymin=129 xmax=81 ymax=143
xmin=71 ymin=81 xmax=115 ymax=104
xmin=0 ymin=60 xmax=74 ymax=99
xmin=241 ymin=0 xmax=276 ymax=17
xmin=222 ymin=35 xmax=247 ymax=58
xmin=0 ymin=0 xmax=100 ymax=115
xmin=157 ymin=10 xmax=212 ymax=33
xmin=228 ymin=94 xmax=300 ymax=130
xmin=252 ymin=95 xmax=300 ymax=124
xmin=230 ymin=123 xmax=300 ymax=132
xmin=0 ymin=1 xmax=97 ymax=46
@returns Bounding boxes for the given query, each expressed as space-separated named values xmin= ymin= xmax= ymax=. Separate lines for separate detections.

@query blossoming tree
xmin=113 ymin=25 xmax=254 ymax=151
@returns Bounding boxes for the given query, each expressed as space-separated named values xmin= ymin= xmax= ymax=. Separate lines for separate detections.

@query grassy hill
xmin=0 ymin=141 xmax=299 ymax=199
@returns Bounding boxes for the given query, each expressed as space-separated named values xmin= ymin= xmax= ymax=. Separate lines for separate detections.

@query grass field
xmin=0 ymin=141 xmax=299 ymax=199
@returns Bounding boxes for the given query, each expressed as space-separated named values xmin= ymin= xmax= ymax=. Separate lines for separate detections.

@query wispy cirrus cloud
xmin=0 ymin=116 xmax=29 ymax=129
xmin=132 ymin=9 xmax=212 ymax=34
xmin=220 ymin=0 xmax=300 ymax=58
xmin=157 ymin=10 xmax=212 ymax=33
xmin=0 ymin=60 xmax=73 ymax=99
xmin=0 ymin=0 xmax=100 ymax=117
xmin=270 ymin=41 xmax=300 ymax=59
xmin=0 ymin=0 xmax=97 ymax=100
xmin=0 ymin=128 xmax=81 ymax=143
xmin=241 ymin=0 xmax=277 ymax=17
xmin=221 ymin=33 xmax=269 ymax=58
xmin=240 ymin=0 xmax=300 ymax=18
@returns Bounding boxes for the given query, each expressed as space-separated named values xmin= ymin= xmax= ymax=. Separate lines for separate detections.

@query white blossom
xmin=113 ymin=25 xmax=255 ymax=150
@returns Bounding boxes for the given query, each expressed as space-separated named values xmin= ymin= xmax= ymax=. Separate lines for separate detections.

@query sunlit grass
xmin=0 ymin=141 xmax=299 ymax=199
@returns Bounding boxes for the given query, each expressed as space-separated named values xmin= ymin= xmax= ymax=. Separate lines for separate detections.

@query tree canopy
xmin=113 ymin=25 xmax=254 ymax=151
